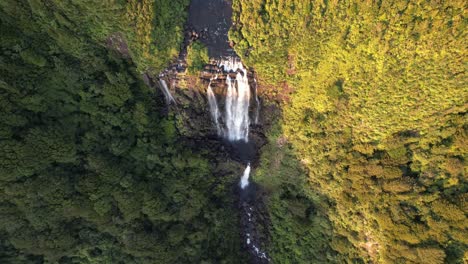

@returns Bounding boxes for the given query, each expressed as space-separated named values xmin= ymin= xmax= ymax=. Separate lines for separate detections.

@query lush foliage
xmin=2 ymin=0 xmax=189 ymax=74
xmin=0 ymin=1 xmax=247 ymax=263
xmin=254 ymin=123 xmax=336 ymax=263
xmin=126 ymin=0 xmax=191 ymax=72
xmin=232 ymin=0 xmax=467 ymax=263
xmin=186 ymin=41 xmax=210 ymax=75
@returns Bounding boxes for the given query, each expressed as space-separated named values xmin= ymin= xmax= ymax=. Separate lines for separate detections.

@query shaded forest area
xmin=0 ymin=0 xmax=247 ymax=263
xmin=231 ymin=0 xmax=467 ymax=263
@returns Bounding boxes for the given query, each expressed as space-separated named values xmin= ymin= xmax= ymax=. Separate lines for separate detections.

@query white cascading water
xmin=240 ymin=164 xmax=251 ymax=189
xmin=206 ymin=58 xmax=268 ymax=261
xmin=159 ymin=79 xmax=176 ymax=104
xmin=219 ymin=58 xmax=250 ymax=142
xmin=207 ymin=75 xmax=221 ymax=134
xmin=206 ymin=58 xmax=252 ymax=186
xmin=223 ymin=59 xmax=250 ymax=189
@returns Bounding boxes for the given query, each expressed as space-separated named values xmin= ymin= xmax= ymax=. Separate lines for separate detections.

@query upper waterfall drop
xmin=218 ymin=58 xmax=251 ymax=142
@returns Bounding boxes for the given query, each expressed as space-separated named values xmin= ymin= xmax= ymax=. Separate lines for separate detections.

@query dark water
xmin=225 ymin=139 xmax=256 ymax=163
xmin=187 ymin=0 xmax=236 ymax=57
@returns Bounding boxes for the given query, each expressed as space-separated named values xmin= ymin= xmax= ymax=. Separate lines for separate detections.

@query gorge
xmin=159 ymin=0 xmax=271 ymax=261
xmin=0 ymin=0 xmax=466 ymax=263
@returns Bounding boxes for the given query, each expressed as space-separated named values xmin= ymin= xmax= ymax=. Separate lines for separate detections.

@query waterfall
xmin=206 ymin=58 xmax=252 ymax=141
xmin=240 ymin=164 xmax=251 ymax=189
xmin=207 ymin=75 xmax=221 ymax=134
xmin=159 ymin=79 xmax=176 ymax=104
xmin=206 ymin=57 xmax=268 ymax=262
xmin=219 ymin=58 xmax=250 ymax=142
xmin=208 ymin=58 xmax=253 ymax=188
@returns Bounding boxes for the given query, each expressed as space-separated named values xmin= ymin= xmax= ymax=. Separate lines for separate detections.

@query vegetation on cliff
xmin=2 ymin=0 xmax=190 ymax=74
xmin=232 ymin=0 xmax=467 ymax=263
xmin=186 ymin=41 xmax=209 ymax=75
xmin=254 ymin=123 xmax=336 ymax=263
xmin=0 ymin=1 xmax=247 ymax=263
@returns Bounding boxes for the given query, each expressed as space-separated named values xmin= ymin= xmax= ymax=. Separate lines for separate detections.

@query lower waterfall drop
xmin=240 ymin=164 xmax=251 ymax=189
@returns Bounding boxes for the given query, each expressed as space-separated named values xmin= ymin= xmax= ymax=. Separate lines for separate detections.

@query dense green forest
xmin=1 ymin=0 xmax=467 ymax=263
xmin=231 ymin=0 xmax=467 ymax=263
xmin=0 ymin=0 xmax=247 ymax=263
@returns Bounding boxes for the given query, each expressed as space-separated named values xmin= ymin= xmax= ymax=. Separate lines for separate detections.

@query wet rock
xmin=239 ymin=183 xmax=272 ymax=264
